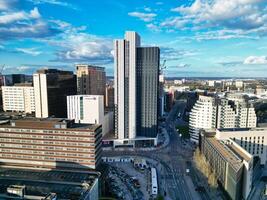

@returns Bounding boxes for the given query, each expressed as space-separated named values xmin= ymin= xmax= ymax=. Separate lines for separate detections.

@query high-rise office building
xmin=33 ymin=69 xmax=76 ymax=118
xmin=2 ymin=85 xmax=35 ymax=114
xmin=114 ymin=31 xmax=159 ymax=147
xmin=76 ymin=64 xmax=106 ymax=96
xmin=136 ymin=47 xmax=159 ymax=138
xmin=189 ymin=94 xmax=257 ymax=143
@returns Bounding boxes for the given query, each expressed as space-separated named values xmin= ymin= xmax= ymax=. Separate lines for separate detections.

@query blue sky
xmin=0 ymin=0 xmax=267 ymax=77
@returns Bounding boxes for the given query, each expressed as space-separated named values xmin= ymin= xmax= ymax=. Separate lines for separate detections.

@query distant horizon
xmin=3 ymin=73 xmax=267 ymax=80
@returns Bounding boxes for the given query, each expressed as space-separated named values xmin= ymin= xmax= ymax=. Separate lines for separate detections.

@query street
xmin=103 ymin=100 xmax=202 ymax=200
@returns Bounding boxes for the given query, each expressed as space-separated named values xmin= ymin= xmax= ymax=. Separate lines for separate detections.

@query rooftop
xmin=0 ymin=168 xmax=99 ymax=200
xmin=217 ymin=127 xmax=267 ymax=132
xmin=0 ymin=118 xmax=101 ymax=132
xmin=206 ymin=137 xmax=244 ymax=172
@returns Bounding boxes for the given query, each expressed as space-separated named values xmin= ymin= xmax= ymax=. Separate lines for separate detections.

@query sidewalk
xmin=103 ymin=127 xmax=170 ymax=152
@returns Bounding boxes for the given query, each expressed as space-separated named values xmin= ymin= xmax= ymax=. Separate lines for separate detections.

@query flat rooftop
xmin=0 ymin=168 xmax=99 ymax=200
xmin=227 ymin=142 xmax=251 ymax=162
xmin=206 ymin=137 xmax=243 ymax=172
xmin=218 ymin=127 xmax=267 ymax=132
xmin=0 ymin=118 xmax=101 ymax=132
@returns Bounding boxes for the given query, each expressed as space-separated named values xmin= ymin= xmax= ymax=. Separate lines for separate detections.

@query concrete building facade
xmin=2 ymin=86 xmax=35 ymax=114
xmin=0 ymin=118 xmax=102 ymax=170
xmin=67 ymin=95 xmax=113 ymax=136
xmin=114 ymin=31 xmax=159 ymax=147
xmin=76 ymin=64 xmax=106 ymax=96
xmin=200 ymin=131 xmax=253 ymax=200
xmin=189 ymin=94 xmax=257 ymax=143
xmin=216 ymin=128 xmax=267 ymax=165
xmin=33 ymin=69 xmax=76 ymax=118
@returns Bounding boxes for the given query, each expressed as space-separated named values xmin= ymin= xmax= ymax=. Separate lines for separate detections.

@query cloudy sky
xmin=0 ymin=0 xmax=267 ymax=77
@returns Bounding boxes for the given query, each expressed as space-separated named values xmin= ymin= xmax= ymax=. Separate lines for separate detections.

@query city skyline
xmin=1 ymin=0 xmax=267 ymax=77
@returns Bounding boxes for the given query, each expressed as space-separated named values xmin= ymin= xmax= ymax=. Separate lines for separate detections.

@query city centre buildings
xmin=200 ymin=130 xmax=253 ymax=200
xmin=67 ymin=95 xmax=114 ymax=136
xmin=114 ymin=31 xmax=159 ymax=147
xmin=0 ymin=118 xmax=102 ymax=170
xmin=189 ymin=94 xmax=257 ymax=143
xmin=33 ymin=69 xmax=77 ymax=118
xmin=2 ymin=85 xmax=35 ymax=114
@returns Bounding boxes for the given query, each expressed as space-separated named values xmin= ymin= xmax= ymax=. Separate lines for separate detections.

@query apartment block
xmin=105 ymin=85 xmax=114 ymax=108
xmin=2 ymin=86 xmax=35 ymax=114
xmin=189 ymin=94 xmax=257 ymax=143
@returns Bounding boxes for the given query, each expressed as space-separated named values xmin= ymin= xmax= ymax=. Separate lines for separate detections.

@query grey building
xmin=200 ymin=130 xmax=253 ymax=200
xmin=136 ymin=47 xmax=159 ymax=138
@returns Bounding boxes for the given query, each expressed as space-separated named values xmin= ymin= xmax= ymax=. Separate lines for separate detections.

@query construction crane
xmin=0 ymin=64 xmax=5 ymax=75
xmin=0 ymin=64 xmax=5 ymax=86
xmin=160 ymin=60 xmax=167 ymax=73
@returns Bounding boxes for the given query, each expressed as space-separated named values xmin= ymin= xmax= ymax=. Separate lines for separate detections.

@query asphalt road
xmin=103 ymin=100 xmax=200 ymax=200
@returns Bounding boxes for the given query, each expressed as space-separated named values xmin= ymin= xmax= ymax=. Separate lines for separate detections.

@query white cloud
xmin=167 ymin=0 xmax=267 ymax=34
xmin=0 ymin=0 xmax=16 ymax=10
xmin=16 ymin=48 xmax=42 ymax=56
xmin=144 ymin=7 xmax=152 ymax=12
xmin=161 ymin=17 xmax=190 ymax=29
xmin=27 ymin=0 xmax=73 ymax=8
xmin=0 ymin=7 xmax=41 ymax=24
xmin=243 ymin=56 xmax=267 ymax=64
xmin=128 ymin=12 xmax=156 ymax=22
xmin=194 ymin=29 xmax=258 ymax=40
xmin=146 ymin=23 xmax=161 ymax=32
xmin=0 ymin=7 xmax=61 ymax=40
xmin=46 ymin=29 xmax=113 ymax=64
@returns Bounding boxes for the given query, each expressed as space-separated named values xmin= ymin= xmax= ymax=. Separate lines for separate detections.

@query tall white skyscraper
xmin=114 ymin=31 xmax=159 ymax=147
xmin=114 ymin=31 xmax=140 ymax=140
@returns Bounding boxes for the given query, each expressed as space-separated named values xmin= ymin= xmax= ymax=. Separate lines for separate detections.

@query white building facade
xmin=189 ymin=96 xmax=217 ymax=143
xmin=114 ymin=31 xmax=140 ymax=140
xmin=114 ymin=31 xmax=159 ymax=147
xmin=189 ymin=94 xmax=257 ymax=143
xmin=67 ymin=95 xmax=113 ymax=136
xmin=2 ymin=86 xmax=35 ymax=114
xmin=33 ymin=73 xmax=49 ymax=118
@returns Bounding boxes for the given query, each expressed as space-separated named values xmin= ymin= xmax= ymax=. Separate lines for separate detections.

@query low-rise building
xmin=67 ymin=95 xmax=113 ymax=136
xmin=0 ymin=118 xmax=102 ymax=170
xmin=200 ymin=130 xmax=253 ymax=200
xmin=216 ymin=128 xmax=267 ymax=165
xmin=0 ymin=168 xmax=100 ymax=200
